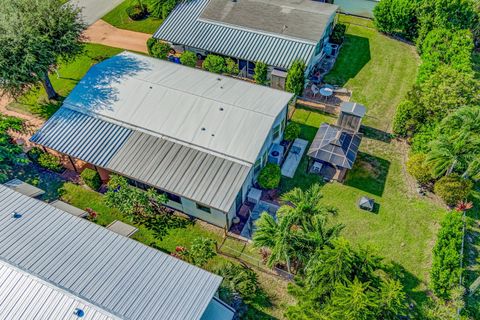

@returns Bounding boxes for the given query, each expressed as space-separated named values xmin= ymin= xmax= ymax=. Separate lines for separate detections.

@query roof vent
xmin=219 ymin=107 xmax=224 ymax=111
xmin=11 ymin=212 xmax=22 ymax=219
xmin=149 ymin=86 xmax=153 ymax=89
xmin=211 ymin=134 xmax=215 ymax=137
xmin=201 ymin=127 xmax=206 ymax=131
xmin=217 ymin=77 xmax=221 ymax=81
xmin=74 ymin=308 xmax=85 ymax=318
xmin=220 ymin=86 xmax=224 ymax=89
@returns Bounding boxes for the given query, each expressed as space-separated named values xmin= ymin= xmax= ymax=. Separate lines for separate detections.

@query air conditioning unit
xmin=268 ymin=144 xmax=284 ymax=165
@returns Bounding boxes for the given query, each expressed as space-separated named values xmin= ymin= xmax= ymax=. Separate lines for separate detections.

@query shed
xmin=337 ymin=102 xmax=366 ymax=133
xmin=358 ymin=196 xmax=375 ymax=211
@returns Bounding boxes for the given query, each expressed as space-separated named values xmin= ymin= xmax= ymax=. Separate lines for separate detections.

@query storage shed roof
xmin=0 ymin=186 xmax=222 ymax=320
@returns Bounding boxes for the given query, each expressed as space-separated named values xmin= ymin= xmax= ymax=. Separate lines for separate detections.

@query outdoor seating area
xmin=303 ymin=83 xmax=352 ymax=105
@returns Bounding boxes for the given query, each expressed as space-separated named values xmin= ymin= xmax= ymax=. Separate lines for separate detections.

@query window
xmin=272 ymin=123 xmax=282 ymax=140
xmin=254 ymin=158 xmax=262 ymax=175
xmin=196 ymin=203 xmax=211 ymax=213
xmin=165 ymin=191 xmax=181 ymax=203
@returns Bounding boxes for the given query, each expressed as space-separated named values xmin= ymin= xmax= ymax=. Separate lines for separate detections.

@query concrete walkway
xmin=84 ymin=20 xmax=150 ymax=53
xmin=69 ymin=0 xmax=124 ymax=26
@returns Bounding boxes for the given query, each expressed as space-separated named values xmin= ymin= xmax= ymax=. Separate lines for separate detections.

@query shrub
xmin=189 ymin=237 xmax=217 ymax=267
xmin=253 ymin=61 xmax=268 ymax=85
xmin=80 ymin=168 xmax=102 ymax=191
xmin=225 ymin=58 xmax=239 ymax=75
xmin=392 ymin=99 xmax=424 ymax=137
xmin=258 ymin=163 xmax=281 ymax=190
xmin=161 ymin=0 xmax=176 ymax=19
xmin=180 ymin=50 xmax=197 ymax=67
xmin=286 ymin=59 xmax=306 ymax=96
xmin=284 ymin=122 xmax=300 ymax=142
xmin=27 ymin=147 xmax=44 ymax=162
xmin=214 ymin=262 xmax=260 ymax=304
xmin=406 ymin=153 xmax=432 ymax=185
xmin=125 ymin=5 xmax=147 ymax=21
xmin=330 ymin=23 xmax=346 ymax=45
xmin=410 ymin=124 xmax=436 ymax=154
xmin=373 ymin=0 xmax=419 ymax=41
xmin=431 ymin=211 xmax=464 ymax=298
xmin=37 ymin=153 xmax=63 ymax=172
xmin=202 ymin=55 xmax=225 ymax=74
xmin=149 ymin=0 xmax=163 ymax=19
xmin=434 ymin=175 xmax=473 ymax=207
xmin=147 ymin=39 xmax=171 ymax=59
xmin=173 ymin=237 xmax=217 ymax=267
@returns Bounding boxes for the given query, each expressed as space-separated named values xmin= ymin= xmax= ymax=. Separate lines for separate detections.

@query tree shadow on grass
xmin=387 ymin=261 xmax=430 ymax=319
xmin=360 ymin=125 xmax=392 ymax=143
xmin=323 ymin=34 xmax=371 ymax=87
xmin=345 ymin=152 xmax=390 ymax=197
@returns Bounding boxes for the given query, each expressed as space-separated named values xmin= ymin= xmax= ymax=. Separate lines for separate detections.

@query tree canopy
xmin=0 ymin=0 xmax=86 ymax=100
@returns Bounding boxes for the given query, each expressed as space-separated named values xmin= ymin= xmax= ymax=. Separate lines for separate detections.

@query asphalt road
xmin=69 ymin=0 xmax=124 ymax=26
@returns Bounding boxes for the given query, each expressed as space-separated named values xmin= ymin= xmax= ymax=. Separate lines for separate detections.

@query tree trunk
xmin=42 ymin=72 xmax=58 ymax=100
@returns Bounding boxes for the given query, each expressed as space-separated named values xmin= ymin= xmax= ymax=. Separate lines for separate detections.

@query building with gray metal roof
xmin=0 ymin=185 xmax=233 ymax=320
xmin=153 ymin=0 xmax=338 ymax=89
xmin=31 ymin=52 xmax=292 ymax=228
xmin=307 ymin=124 xmax=362 ymax=181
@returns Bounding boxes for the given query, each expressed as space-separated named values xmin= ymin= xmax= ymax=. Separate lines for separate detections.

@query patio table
xmin=319 ymin=87 xmax=334 ymax=98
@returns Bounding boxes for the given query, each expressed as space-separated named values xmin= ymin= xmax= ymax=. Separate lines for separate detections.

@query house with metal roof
xmin=153 ymin=0 xmax=338 ymax=90
xmin=0 ymin=185 xmax=234 ymax=320
xmin=31 ymin=51 xmax=293 ymax=228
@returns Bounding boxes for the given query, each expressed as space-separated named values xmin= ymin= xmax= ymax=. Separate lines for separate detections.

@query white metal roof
xmin=0 ymin=185 xmax=223 ymax=320
xmin=0 ymin=260 xmax=118 ymax=320
xmin=63 ymin=51 xmax=292 ymax=164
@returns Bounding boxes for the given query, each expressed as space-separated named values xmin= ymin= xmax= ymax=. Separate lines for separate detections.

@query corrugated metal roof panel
xmin=0 ymin=186 xmax=223 ymax=320
xmin=153 ymin=0 xmax=317 ymax=70
xmin=107 ymin=131 xmax=250 ymax=212
xmin=0 ymin=260 xmax=118 ymax=320
xmin=30 ymin=108 xmax=132 ymax=167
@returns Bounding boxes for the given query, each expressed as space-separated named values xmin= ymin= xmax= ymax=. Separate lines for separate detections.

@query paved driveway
xmin=69 ymin=0 xmax=124 ymax=26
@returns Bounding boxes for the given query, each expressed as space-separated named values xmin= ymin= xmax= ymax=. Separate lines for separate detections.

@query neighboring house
xmin=153 ymin=0 xmax=338 ymax=90
xmin=0 ymin=185 xmax=234 ymax=320
xmin=31 ymin=52 xmax=293 ymax=229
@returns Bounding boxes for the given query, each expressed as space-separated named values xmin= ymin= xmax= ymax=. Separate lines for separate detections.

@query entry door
xmin=235 ymin=187 xmax=243 ymax=212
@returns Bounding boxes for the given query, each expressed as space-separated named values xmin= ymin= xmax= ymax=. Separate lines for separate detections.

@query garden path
xmin=84 ymin=20 xmax=150 ymax=53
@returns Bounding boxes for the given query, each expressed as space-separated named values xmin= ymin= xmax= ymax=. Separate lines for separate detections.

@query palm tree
xmin=253 ymin=184 xmax=343 ymax=274
xmin=427 ymin=107 xmax=480 ymax=178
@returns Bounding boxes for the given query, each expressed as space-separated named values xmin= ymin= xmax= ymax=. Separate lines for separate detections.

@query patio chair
xmin=311 ymin=84 xmax=319 ymax=98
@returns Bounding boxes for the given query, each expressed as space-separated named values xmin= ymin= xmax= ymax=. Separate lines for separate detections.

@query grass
xmin=8 ymin=44 xmax=122 ymax=119
xmin=59 ymin=182 xmax=293 ymax=319
xmin=324 ymin=15 xmax=419 ymax=132
xmin=102 ymin=0 xmax=163 ymax=34
xmin=282 ymin=16 xmax=445 ymax=312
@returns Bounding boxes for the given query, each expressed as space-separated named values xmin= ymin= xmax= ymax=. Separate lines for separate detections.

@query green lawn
xmin=102 ymin=0 xmax=163 ymax=34
xmin=282 ymin=16 xmax=445 ymax=311
xmin=324 ymin=15 xmax=419 ymax=132
xmin=8 ymin=44 xmax=122 ymax=119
